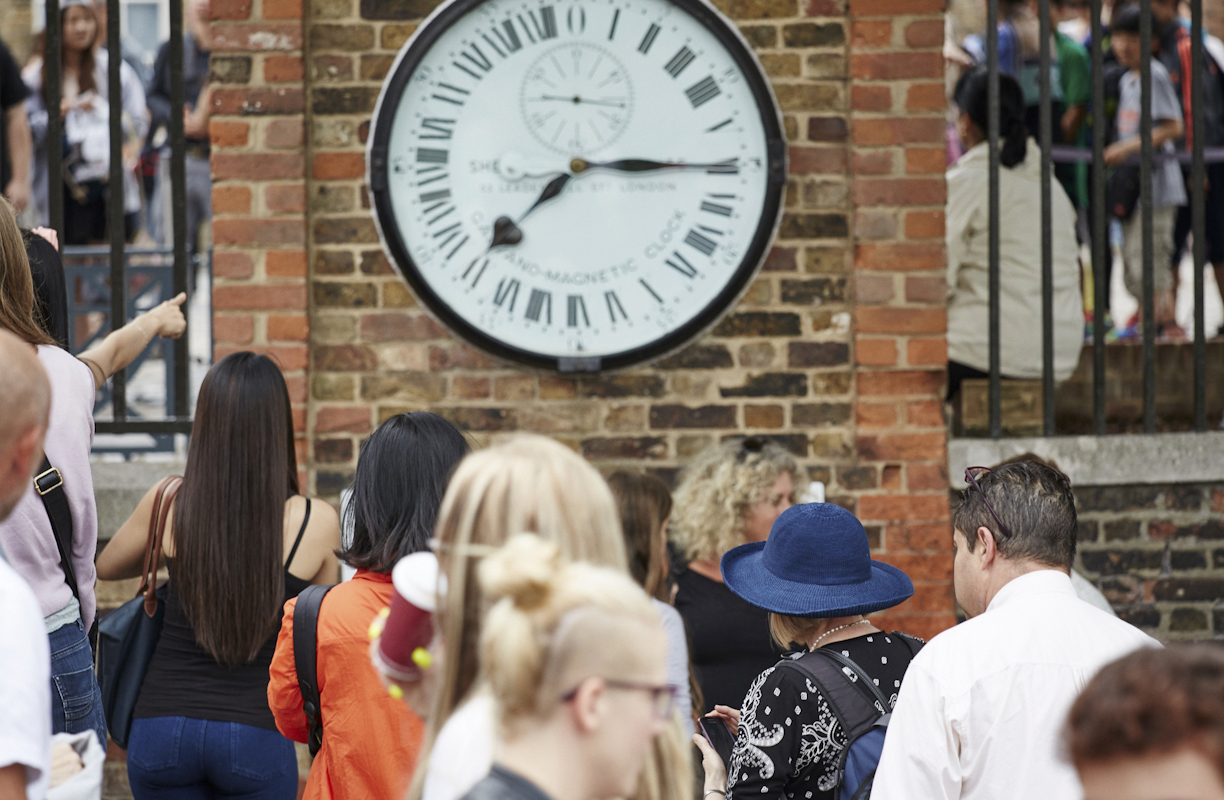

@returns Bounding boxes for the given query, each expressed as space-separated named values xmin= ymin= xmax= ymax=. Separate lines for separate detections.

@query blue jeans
xmin=127 ymin=717 xmax=298 ymax=800
xmin=48 ymin=618 xmax=106 ymax=748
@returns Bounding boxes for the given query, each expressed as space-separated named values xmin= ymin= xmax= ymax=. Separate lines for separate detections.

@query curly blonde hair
xmin=670 ymin=439 xmax=806 ymax=562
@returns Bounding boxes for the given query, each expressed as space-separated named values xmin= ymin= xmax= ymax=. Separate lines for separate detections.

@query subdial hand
xmin=529 ymin=94 xmax=628 ymax=108
xmin=488 ymin=172 xmax=572 ymax=249
xmin=570 ymin=157 xmax=738 ymax=173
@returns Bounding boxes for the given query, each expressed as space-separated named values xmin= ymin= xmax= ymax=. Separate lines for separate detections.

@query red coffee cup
xmin=375 ymin=552 xmax=443 ymax=681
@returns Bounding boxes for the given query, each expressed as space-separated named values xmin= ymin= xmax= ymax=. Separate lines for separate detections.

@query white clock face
xmin=369 ymin=0 xmax=784 ymax=370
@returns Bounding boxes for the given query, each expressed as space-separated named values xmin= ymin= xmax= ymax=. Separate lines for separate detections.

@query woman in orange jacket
xmin=268 ymin=412 xmax=470 ymax=800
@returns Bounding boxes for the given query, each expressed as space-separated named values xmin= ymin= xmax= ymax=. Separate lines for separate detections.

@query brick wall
xmin=1077 ymin=482 xmax=1224 ymax=640
xmin=210 ymin=0 xmax=954 ymax=640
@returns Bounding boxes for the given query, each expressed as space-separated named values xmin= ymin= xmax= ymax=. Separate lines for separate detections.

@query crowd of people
xmin=1 ymin=171 xmax=1223 ymax=796
xmin=0 ymin=0 xmax=211 ymax=250
xmin=944 ymin=0 xmax=1224 ymax=405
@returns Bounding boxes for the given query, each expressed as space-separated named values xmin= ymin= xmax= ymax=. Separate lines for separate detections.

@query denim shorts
xmin=127 ymin=717 xmax=297 ymax=800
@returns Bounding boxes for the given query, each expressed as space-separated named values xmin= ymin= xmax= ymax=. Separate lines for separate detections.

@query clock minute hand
xmin=570 ymin=157 xmax=738 ymax=173
xmin=489 ymin=172 xmax=572 ymax=249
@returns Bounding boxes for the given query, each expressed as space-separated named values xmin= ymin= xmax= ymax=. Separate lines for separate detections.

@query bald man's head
xmin=0 ymin=330 xmax=50 ymax=521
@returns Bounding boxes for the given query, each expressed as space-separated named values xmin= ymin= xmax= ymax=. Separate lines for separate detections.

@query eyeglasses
xmin=963 ymin=467 xmax=1012 ymax=539
xmin=562 ymin=679 xmax=680 ymax=719
xmin=736 ymin=436 xmax=766 ymax=461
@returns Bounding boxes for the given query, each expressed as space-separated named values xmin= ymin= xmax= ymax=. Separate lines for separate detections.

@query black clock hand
xmin=570 ymin=157 xmax=738 ymax=173
xmin=488 ymin=172 xmax=572 ymax=249
xmin=530 ymin=94 xmax=628 ymax=108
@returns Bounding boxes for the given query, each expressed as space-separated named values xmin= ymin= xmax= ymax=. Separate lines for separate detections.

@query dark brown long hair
xmin=607 ymin=471 xmax=673 ymax=602
xmin=0 ymin=196 xmax=55 ymax=346
xmin=40 ymin=4 xmax=98 ymax=106
xmin=171 ymin=352 xmax=299 ymax=666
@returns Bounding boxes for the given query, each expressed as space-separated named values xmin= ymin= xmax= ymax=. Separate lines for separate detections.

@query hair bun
xmin=479 ymin=533 xmax=561 ymax=611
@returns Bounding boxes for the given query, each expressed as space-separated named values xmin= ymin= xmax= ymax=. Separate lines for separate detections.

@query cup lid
xmin=392 ymin=552 xmax=446 ymax=611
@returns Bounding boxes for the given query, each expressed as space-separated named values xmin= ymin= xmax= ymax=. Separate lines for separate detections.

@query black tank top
xmin=133 ymin=500 xmax=314 ymax=730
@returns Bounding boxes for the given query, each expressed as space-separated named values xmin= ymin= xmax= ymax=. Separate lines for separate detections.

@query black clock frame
xmin=367 ymin=0 xmax=786 ymax=373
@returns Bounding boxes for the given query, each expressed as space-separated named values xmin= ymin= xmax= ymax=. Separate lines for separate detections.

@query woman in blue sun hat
xmin=696 ymin=502 xmax=922 ymax=800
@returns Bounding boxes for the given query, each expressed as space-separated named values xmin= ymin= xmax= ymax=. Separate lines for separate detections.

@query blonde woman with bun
xmin=670 ymin=438 xmax=806 ymax=713
xmin=458 ymin=533 xmax=672 ymax=800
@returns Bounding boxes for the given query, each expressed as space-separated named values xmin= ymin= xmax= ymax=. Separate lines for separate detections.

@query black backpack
xmin=777 ymin=633 xmax=922 ymax=800
xmin=293 ymin=583 xmax=335 ymax=756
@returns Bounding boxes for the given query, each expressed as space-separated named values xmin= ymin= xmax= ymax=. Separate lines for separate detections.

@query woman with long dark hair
xmin=268 ymin=411 xmax=470 ymax=800
xmin=97 ymin=352 xmax=340 ymax=800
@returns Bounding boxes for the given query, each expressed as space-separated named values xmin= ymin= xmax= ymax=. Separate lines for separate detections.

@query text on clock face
xmin=374 ymin=0 xmax=782 ymax=363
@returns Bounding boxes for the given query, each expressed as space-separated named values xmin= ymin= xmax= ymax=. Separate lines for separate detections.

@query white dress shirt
xmin=872 ymin=570 xmax=1158 ymax=800
xmin=0 ymin=555 xmax=51 ymax=800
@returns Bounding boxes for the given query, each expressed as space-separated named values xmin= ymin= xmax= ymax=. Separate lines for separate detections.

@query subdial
xmin=519 ymin=42 xmax=634 ymax=155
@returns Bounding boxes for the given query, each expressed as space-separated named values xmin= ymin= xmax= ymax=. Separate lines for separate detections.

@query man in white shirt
xmin=872 ymin=461 xmax=1158 ymax=800
xmin=0 ymin=329 xmax=53 ymax=800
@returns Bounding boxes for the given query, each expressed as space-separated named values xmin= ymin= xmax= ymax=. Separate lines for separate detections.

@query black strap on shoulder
xmin=293 ymin=582 xmax=333 ymax=756
xmin=890 ymin=631 xmax=925 ymax=659
xmin=780 ymin=648 xmax=889 ymax=760
xmin=35 ymin=455 xmax=97 ymax=650
xmin=285 ymin=498 xmax=311 ymax=572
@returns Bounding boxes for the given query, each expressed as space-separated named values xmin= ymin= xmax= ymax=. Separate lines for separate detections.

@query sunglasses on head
xmin=963 ymin=466 xmax=1013 ymax=540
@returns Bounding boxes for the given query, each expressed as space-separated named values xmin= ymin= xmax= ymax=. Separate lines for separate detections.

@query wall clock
xmin=368 ymin=0 xmax=786 ymax=372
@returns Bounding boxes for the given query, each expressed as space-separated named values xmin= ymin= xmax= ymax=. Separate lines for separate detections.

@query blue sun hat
xmin=721 ymin=503 xmax=914 ymax=617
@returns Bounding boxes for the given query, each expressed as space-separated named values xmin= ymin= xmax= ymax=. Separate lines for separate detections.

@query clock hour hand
xmin=488 ymin=172 xmax=572 ymax=249
xmin=570 ymin=157 xmax=738 ymax=174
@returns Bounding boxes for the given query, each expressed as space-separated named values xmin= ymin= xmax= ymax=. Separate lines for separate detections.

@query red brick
xmin=852 ymin=117 xmax=945 ymax=147
xmin=859 ymin=494 xmax=951 ymax=523
xmin=212 ymin=152 xmax=305 ymax=181
xmin=857 ymin=370 xmax=944 ymax=396
xmin=266 ymin=118 xmax=305 ymax=149
xmin=873 ymin=551 xmax=953 ymax=580
xmin=856 ymin=337 xmax=898 ymax=366
xmin=906 ymin=400 xmax=945 ymax=427
xmin=851 ymin=150 xmax=893 ymax=175
xmin=211 ymin=23 xmax=303 ymax=52
xmin=452 ymin=376 xmax=491 ymax=399
xmin=213 ymin=218 xmax=306 ymax=246
xmin=849 ymin=0 xmax=943 ymax=15
xmin=209 ymin=120 xmax=249 ymax=148
xmin=858 ymin=433 xmax=946 ymax=461
xmin=316 ymin=406 xmax=371 ymax=434
xmin=763 ymin=246 xmax=798 ymax=272
xmin=855 ymin=401 xmax=897 ymax=428
xmin=886 ymin=521 xmax=950 ymax=552
xmin=313 ymin=152 xmax=366 ymax=180
xmin=906 ymin=83 xmax=947 ymax=112
xmin=851 ymin=20 xmax=891 ymax=47
xmin=882 ymin=465 xmax=902 ymax=490
xmin=904 ymin=19 xmax=944 ymax=47
xmin=267 ymin=314 xmax=309 ymax=341
xmin=855 ymin=273 xmax=895 ymax=305
xmin=851 ymin=52 xmax=941 ymax=81
xmin=266 ymin=183 xmax=306 ymax=213
xmin=213 ymin=314 xmax=254 ymax=343
xmin=284 ymin=376 xmax=308 ymax=404
xmin=213 ymin=251 xmax=254 ymax=279
xmin=264 ymin=54 xmax=304 ymax=82
xmin=263 ymin=0 xmax=303 ymax=19
xmin=907 ymin=337 xmax=947 ymax=365
xmin=907 ymin=463 xmax=949 ymax=492
xmin=854 ymin=210 xmax=897 ymax=240
xmin=856 ymin=242 xmax=944 ymax=271
xmin=905 ymin=210 xmax=944 ymax=239
xmin=213 ymin=284 xmax=307 ymax=311
xmin=905 ymin=275 xmax=946 ymax=302
xmin=851 ymin=84 xmax=892 ymax=112
xmin=789 ymin=146 xmax=846 ymax=175
xmin=209 ymin=0 xmax=250 ymax=20
xmin=267 ymin=250 xmax=308 ymax=277
xmin=899 ymin=582 xmax=955 ymax=612
xmin=359 ymin=313 xmax=448 ymax=341
xmin=212 ymin=185 xmax=251 ymax=215
xmin=856 ymin=307 xmax=946 ymax=334
xmin=214 ymin=344 xmax=308 ymax=371
xmin=906 ymin=146 xmax=947 ymax=174
xmin=210 ymin=86 xmax=305 ymax=115
xmin=853 ymin=178 xmax=945 ymax=208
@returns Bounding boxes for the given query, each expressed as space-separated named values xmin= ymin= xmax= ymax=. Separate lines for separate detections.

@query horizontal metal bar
xmin=1048 ymin=145 xmax=1224 ymax=163
xmin=61 ymin=246 xmax=177 ymax=257
xmin=95 ymin=420 xmax=194 ymax=434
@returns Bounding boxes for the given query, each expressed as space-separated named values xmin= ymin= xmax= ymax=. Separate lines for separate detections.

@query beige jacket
xmin=946 ymin=139 xmax=1083 ymax=382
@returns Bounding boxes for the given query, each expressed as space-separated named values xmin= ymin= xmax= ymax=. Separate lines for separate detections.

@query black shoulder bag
xmin=34 ymin=456 xmax=98 ymax=650
xmin=294 ymin=583 xmax=335 ymax=756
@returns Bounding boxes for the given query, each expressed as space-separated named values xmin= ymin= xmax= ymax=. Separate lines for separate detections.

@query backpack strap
xmin=781 ymin=648 xmax=888 ymax=742
xmin=294 ymin=583 xmax=334 ymax=757
xmin=890 ymin=631 xmax=924 ymax=659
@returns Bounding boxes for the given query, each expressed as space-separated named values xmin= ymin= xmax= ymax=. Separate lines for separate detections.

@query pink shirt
xmin=0 ymin=346 xmax=97 ymax=627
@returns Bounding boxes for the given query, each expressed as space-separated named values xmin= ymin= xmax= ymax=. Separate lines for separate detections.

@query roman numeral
xmin=420 ymin=118 xmax=455 ymax=139
xmin=685 ymin=76 xmax=720 ymax=107
xmin=498 ymin=20 xmax=523 ymax=52
xmin=529 ymin=6 xmax=558 ymax=39
xmin=706 ymin=118 xmax=733 ymax=132
xmin=417 ymin=148 xmax=448 ymax=164
xmin=428 ymin=205 xmax=456 ymax=224
xmin=567 ymin=295 xmax=589 ymax=327
xmin=640 ymin=279 xmax=663 ymax=303
xmin=433 ymin=83 xmax=470 ymax=105
xmin=707 ymin=158 xmax=739 ymax=174
xmin=525 ymin=288 xmax=552 ymax=323
xmin=454 ymin=43 xmax=493 ymax=79
xmin=445 ymin=235 xmax=469 ymax=260
xmin=700 ymin=200 xmax=733 ymax=217
xmin=463 ymin=258 xmax=488 ymax=287
xmin=638 ymin=23 xmax=660 ymax=53
xmin=420 ymin=189 xmax=450 ymax=204
xmin=604 ymin=290 xmax=627 ymax=323
xmin=665 ymin=251 xmax=698 ymax=278
xmin=567 ymin=6 xmax=584 ymax=33
xmin=684 ymin=229 xmax=717 ymax=256
xmin=608 ymin=8 xmax=619 ymax=39
xmin=664 ymin=46 xmax=695 ymax=77
xmin=481 ymin=33 xmax=506 ymax=58
xmin=433 ymin=222 xmax=462 ymax=248
xmin=494 ymin=277 xmax=521 ymax=311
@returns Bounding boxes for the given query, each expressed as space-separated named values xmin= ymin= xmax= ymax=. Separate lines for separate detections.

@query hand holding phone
xmin=698 ymin=716 xmax=736 ymax=768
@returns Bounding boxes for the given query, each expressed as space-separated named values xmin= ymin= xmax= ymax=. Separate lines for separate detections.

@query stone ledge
xmin=948 ymin=431 xmax=1224 ymax=489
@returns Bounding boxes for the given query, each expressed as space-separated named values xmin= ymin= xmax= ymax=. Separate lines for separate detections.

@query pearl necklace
xmin=809 ymin=619 xmax=871 ymax=650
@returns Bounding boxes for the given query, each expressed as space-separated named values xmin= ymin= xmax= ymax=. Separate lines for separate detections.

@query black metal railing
xmin=978 ymin=0 xmax=1214 ymax=438
xmin=44 ymin=0 xmax=193 ymax=437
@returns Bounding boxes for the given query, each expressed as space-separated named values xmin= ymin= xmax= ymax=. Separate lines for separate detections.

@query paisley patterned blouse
xmin=726 ymin=633 xmax=921 ymax=800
